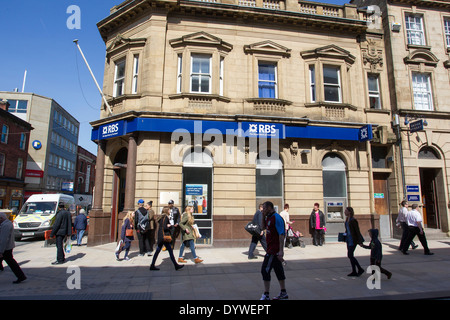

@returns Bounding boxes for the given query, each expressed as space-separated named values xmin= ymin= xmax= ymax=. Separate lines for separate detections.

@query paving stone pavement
xmin=1 ymin=238 xmax=450 ymax=301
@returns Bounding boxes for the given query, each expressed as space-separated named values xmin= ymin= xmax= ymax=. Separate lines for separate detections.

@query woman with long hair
xmin=344 ymin=207 xmax=364 ymax=277
xmin=178 ymin=206 xmax=203 ymax=264
xmin=115 ymin=211 xmax=135 ymax=261
xmin=150 ymin=207 xmax=184 ymax=271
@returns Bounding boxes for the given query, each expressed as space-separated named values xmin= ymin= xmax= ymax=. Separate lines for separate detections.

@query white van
xmin=14 ymin=194 xmax=76 ymax=240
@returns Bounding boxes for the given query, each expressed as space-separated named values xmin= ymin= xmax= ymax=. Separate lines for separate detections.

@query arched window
xmin=418 ymin=146 xmax=440 ymax=160
xmin=322 ymin=153 xmax=347 ymax=198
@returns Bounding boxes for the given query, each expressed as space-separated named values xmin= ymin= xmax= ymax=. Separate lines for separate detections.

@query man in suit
xmin=168 ymin=200 xmax=181 ymax=249
xmin=50 ymin=203 xmax=73 ymax=265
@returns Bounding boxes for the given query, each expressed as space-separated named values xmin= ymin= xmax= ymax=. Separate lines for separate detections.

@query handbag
xmin=338 ymin=232 xmax=347 ymax=242
xmin=126 ymin=227 xmax=134 ymax=237
xmin=245 ymin=222 xmax=261 ymax=236
xmin=163 ymin=233 xmax=172 ymax=243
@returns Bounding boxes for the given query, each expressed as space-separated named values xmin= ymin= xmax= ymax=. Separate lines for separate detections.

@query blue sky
xmin=0 ymin=0 xmax=349 ymax=155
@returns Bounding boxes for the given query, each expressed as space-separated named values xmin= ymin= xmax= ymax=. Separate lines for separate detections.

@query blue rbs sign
xmin=358 ymin=124 xmax=373 ymax=142
xmin=99 ymin=121 xmax=124 ymax=140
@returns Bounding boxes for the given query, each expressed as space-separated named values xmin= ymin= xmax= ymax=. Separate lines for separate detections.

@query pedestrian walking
xmin=73 ymin=208 xmax=88 ymax=246
xmin=50 ymin=203 xmax=72 ymax=265
xmin=145 ymin=201 xmax=156 ymax=253
xmin=310 ymin=203 xmax=325 ymax=246
xmin=168 ymin=200 xmax=181 ymax=250
xmin=401 ymin=204 xmax=434 ymax=256
xmin=396 ymin=200 xmax=418 ymax=251
xmin=135 ymin=199 xmax=152 ymax=256
xmin=116 ymin=211 xmax=135 ymax=261
xmin=344 ymin=207 xmax=364 ymax=277
xmin=150 ymin=207 xmax=184 ymax=271
xmin=260 ymin=201 xmax=288 ymax=300
xmin=248 ymin=203 xmax=267 ymax=259
xmin=0 ymin=212 xmax=26 ymax=284
xmin=361 ymin=229 xmax=392 ymax=279
xmin=178 ymin=206 xmax=203 ymax=264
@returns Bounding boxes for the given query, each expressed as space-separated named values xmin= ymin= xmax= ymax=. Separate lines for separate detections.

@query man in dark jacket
xmin=248 ymin=203 xmax=267 ymax=259
xmin=168 ymin=200 xmax=181 ymax=249
xmin=73 ymin=209 xmax=88 ymax=246
xmin=50 ymin=203 xmax=72 ymax=265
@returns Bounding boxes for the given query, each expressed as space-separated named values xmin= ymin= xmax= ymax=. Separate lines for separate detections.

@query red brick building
xmin=0 ymin=100 xmax=33 ymax=210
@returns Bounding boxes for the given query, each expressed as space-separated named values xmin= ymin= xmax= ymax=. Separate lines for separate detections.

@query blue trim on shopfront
xmin=91 ymin=117 xmax=364 ymax=142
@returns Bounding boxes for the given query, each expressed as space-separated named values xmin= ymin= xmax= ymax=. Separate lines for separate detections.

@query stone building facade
xmin=89 ymin=0 xmax=400 ymax=246
xmin=352 ymin=0 xmax=450 ymax=238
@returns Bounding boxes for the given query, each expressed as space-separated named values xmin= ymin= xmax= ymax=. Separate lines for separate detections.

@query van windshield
xmin=19 ymin=202 xmax=57 ymax=215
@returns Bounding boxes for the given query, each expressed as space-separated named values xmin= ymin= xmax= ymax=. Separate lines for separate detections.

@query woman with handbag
xmin=115 ymin=211 xmax=135 ymax=261
xmin=150 ymin=207 xmax=184 ymax=271
xmin=178 ymin=206 xmax=203 ymax=264
xmin=344 ymin=207 xmax=364 ymax=277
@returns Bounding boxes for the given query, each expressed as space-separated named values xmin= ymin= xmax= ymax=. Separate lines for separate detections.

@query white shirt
xmin=396 ymin=207 xmax=408 ymax=223
xmin=280 ymin=210 xmax=290 ymax=231
xmin=406 ymin=209 xmax=423 ymax=227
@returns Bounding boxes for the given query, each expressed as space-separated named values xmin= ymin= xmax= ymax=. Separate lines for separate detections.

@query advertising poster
xmin=185 ymin=184 xmax=208 ymax=215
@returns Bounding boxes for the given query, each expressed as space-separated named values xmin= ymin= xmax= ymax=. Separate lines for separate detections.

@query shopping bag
xmin=115 ymin=239 xmax=124 ymax=253
xmin=64 ymin=239 xmax=72 ymax=253
xmin=192 ymin=224 xmax=202 ymax=239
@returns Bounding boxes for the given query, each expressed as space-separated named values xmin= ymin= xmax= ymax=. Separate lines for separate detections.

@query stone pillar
xmin=123 ymin=134 xmax=138 ymax=213
xmin=88 ymin=140 xmax=111 ymax=246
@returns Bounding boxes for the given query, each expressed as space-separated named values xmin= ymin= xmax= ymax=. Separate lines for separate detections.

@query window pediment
xmin=404 ymin=49 xmax=439 ymax=67
xmin=169 ymin=31 xmax=233 ymax=52
xmin=301 ymin=44 xmax=355 ymax=65
xmin=106 ymin=34 xmax=146 ymax=58
xmin=244 ymin=40 xmax=291 ymax=57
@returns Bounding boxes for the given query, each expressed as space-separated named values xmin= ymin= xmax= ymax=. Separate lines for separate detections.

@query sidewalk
xmin=1 ymin=238 xmax=450 ymax=300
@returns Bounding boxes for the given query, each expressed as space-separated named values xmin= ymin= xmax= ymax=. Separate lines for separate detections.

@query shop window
xmin=322 ymin=153 xmax=347 ymax=198
xmin=256 ymin=154 xmax=283 ymax=197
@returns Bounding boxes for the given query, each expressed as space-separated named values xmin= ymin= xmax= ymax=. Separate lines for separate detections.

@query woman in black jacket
xmin=150 ymin=207 xmax=184 ymax=271
xmin=344 ymin=207 xmax=364 ymax=277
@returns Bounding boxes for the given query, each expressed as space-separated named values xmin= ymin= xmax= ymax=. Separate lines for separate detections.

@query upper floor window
xmin=132 ymin=55 xmax=139 ymax=94
xmin=20 ymin=133 xmax=27 ymax=150
xmin=258 ymin=62 xmax=277 ymax=98
xmin=1 ymin=125 xmax=9 ymax=144
xmin=309 ymin=65 xmax=316 ymax=102
xmin=444 ymin=18 xmax=450 ymax=48
xmin=113 ymin=59 xmax=126 ymax=97
xmin=0 ymin=153 xmax=4 ymax=176
xmin=368 ymin=74 xmax=381 ymax=109
xmin=16 ymin=158 xmax=23 ymax=179
xmin=323 ymin=66 xmax=341 ymax=103
xmin=405 ymin=13 xmax=426 ymax=46
xmin=412 ymin=72 xmax=433 ymax=111
xmin=191 ymin=54 xmax=212 ymax=94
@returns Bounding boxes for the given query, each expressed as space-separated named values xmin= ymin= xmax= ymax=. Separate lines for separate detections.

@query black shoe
xmin=412 ymin=244 xmax=418 ymax=250
xmin=357 ymin=269 xmax=364 ymax=277
xmin=347 ymin=272 xmax=358 ymax=277
xmin=424 ymin=252 xmax=434 ymax=256
xmin=150 ymin=265 xmax=160 ymax=271
xmin=175 ymin=264 xmax=184 ymax=271
xmin=248 ymin=256 xmax=258 ymax=260
xmin=401 ymin=251 xmax=409 ymax=255
xmin=0 ymin=264 xmax=3 ymax=271
xmin=51 ymin=260 xmax=65 ymax=265
xmin=13 ymin=276 xmax=26 ymax=284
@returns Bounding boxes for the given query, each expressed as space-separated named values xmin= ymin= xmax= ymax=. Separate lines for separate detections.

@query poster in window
xmin=185 ymin=184 xmax=208 ymax=216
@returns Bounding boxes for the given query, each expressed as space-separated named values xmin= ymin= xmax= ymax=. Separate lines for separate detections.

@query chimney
xmin=0 ymin=99 xmax=10 ymax=112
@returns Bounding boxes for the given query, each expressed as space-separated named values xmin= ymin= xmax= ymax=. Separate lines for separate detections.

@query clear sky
xmin=0 ymin=0 xmax=350 ymax=155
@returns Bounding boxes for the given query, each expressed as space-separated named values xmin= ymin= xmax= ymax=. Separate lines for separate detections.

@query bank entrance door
xmin=182 ymin=152 xmax=213 ymax=245
xmin=420 ymin=168 xmax=440 ymax=229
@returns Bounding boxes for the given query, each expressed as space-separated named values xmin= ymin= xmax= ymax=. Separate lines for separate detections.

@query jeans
xmin=179 ymin=239 xmax=198 ymax=259
xmin=347 ymin=244 xmax=363 ymax=273
xmin=76 ymin=229 xmax=85 ymax=245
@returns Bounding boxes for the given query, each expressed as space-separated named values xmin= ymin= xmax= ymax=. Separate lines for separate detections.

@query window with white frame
xmin=405 ymin=14 xmax=426 ymax=46
xmin=444 ymin=18 xmax=450 ymax=48
xmin=191 ymin=54 xmax=212 ymax=94
xmin=412 ymin=72 xmax=433 ymax=111
xmin=177 ymin=54 xmax=183 ymax=93
xmin=309 ymin=65 xmax=316 ymax=102
xmin=113 ymin=59 xmax=126 ymax=97
xmin=1 ymin=125 xmax=8 ymax=144
xmin=323 ymin=66 xmax=341 ymax=103
xmin=368 ymin=74 xmax=381 ymax=109
xmin=258 ymin=62 xmax=277 ymax=98
xmin=132 ymin=55 xmax=139 ymax=94
xmin=219 ymin=57 xmax=224 ymax=96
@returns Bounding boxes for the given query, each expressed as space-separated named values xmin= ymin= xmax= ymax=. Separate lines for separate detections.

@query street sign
xmin=407 ymin=195 xmax=420 ymax=202
xmin=406 ymin=185 xmax=419 ymax=193
xmin=410 ymin=120 xmax=423 ymax=133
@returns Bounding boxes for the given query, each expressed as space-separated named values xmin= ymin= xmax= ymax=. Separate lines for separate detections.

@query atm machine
xmin=324 ymin=198 xmax=347 ymax=238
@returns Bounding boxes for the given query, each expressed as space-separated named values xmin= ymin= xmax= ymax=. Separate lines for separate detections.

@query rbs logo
xmin=249 ymin=124 xmax=277 ymax=135
xmin=102 ymin=123 xmax=120 ymax=137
